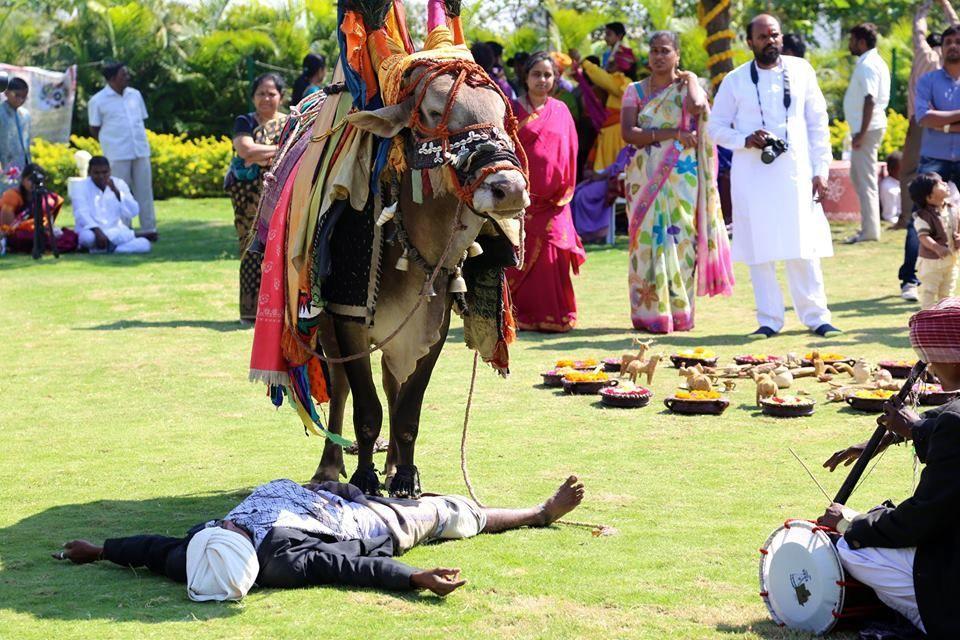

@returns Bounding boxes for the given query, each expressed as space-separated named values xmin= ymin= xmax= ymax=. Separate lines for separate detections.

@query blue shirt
xmin=0 ymin=102 xmax=30 ymax=182
xmin=916 ymin=68 xmax=960 ymax=161
xmin=224 ymin=479 xmax=388 ymax=549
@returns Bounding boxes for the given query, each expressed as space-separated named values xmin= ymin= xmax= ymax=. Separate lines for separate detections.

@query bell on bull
xmin=299 ymin=0 xmax=529 ymax=499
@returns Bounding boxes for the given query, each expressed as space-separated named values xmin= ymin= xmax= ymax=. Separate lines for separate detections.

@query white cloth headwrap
xmin=186 ymin=527 xmax=258 ymax=602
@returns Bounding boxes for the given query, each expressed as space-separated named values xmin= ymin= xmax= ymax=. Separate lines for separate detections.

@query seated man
xmin=53 ymin=476 xmax=584 ymax=601
xmin=820 ymin=297 xmax=960 ymax=638
xmin=73 ymin=155 xmax=151 ymax=254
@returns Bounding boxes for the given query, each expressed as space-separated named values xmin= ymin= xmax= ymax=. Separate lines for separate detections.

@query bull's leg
xmin=312 ymin=315 xmax=350 ymax=482
xmin=312 ymin=361 xmax=350 ymax=482
xmin=334 ymin=320 xmax=384 ymax=495
xmin=385 ymin=310 xmax=451 ymax=499
xmin=381 ymin=365 xmax=401 ymax=487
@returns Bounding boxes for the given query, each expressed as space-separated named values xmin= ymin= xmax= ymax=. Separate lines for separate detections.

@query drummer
xmin=819 ymin=297 xmax=960 ymax=638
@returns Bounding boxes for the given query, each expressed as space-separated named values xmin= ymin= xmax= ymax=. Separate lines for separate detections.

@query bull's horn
xmin=467 ymin=241 xmax=483 ymax=257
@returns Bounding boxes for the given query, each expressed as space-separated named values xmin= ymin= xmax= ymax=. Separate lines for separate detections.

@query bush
xmin=30 ymin=131 xmax=234 ymax=200
xmin=829 ymin=110 xmax=909 ymax=160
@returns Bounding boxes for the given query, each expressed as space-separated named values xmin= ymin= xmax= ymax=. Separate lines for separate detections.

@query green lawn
xmin=0 ymin=199 xmax=923 ymax=639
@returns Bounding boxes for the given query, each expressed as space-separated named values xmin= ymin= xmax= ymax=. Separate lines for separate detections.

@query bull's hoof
xmin=349 ymin=463 xmax=382 ymax=496
xmin=388 ymin=464 xmax=421 ymax=499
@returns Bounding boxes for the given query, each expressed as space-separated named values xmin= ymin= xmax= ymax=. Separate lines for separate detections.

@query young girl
xmin=910 ymin=172 xmax=960 ymax=309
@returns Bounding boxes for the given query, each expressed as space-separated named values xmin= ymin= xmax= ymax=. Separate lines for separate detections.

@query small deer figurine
xmin=620 ymin=338 xmax=655 ymax=376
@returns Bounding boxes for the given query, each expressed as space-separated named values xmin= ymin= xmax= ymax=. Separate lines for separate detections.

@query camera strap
xmin=750 ymin=59 xmax=791 ymax=143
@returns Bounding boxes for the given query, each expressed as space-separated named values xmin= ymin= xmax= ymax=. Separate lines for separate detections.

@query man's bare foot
xmin=540 ymin=476 xmax=585 ymax=525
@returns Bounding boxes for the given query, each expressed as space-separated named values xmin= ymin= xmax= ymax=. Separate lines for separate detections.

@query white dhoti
xmin=366 ymin=494 xmax=486 ymax=554
xmin=78 ymin=225 xmax=151 ymax=254
xmin=836 ymin=538 xmax=925 ymax=633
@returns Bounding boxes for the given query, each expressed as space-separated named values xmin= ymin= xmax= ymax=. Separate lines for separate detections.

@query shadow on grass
xmin=0 ymin=489 xmax=444 ymax=623
xmin=79 ymin=319 xmax=250 ymax=333
xmin=0 ymin=490 xmax=249 ymax=622
xmin=0 ymin=220 xmax=236 ymax=271
xmin=714 ymin=620 xmax=846 ymax=639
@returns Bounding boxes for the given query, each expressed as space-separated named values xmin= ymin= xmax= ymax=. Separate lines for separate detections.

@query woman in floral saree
xmin=620 ymin=31 xmax=733 ymax=333
xmin=507 ymin=52 xmax=585 ymax=333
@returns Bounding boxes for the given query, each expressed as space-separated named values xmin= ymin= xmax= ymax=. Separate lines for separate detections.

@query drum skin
xmin=759 ymin=520 xmax=845 ymax=635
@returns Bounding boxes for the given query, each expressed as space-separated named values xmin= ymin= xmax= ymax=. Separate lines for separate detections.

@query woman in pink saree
xmin=621 ymin=31 xmax=733 ymax=333
xmin=506 ymin=52 xmax=585 ymax=333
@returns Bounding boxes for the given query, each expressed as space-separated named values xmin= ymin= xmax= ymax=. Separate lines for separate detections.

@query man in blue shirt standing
xmin=0 ymin=77 xmax=31 ymax=190
xmin=916 ymin=26 xmax=960 ymax=187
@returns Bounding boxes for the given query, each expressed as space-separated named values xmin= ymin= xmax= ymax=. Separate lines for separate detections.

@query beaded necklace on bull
xmin=376 ymin=58 xmax=527 ymax=312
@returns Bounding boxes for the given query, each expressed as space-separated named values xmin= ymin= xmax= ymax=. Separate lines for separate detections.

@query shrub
xmin=30 ymin=131 xmax=233 ymax=200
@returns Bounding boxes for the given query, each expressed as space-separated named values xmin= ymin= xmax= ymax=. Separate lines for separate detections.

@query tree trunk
xmin=700 ymin=0 xmax=734 ymax=93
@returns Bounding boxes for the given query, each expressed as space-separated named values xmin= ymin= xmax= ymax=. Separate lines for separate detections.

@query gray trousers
xmin=110 ymin=156 xmax=156 ymax=233
xmin=849 ymin=127 xmax=885 ymax=241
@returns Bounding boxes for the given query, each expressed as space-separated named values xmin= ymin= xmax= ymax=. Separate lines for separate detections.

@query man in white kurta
xmin=72 ymin=156 xmax=151 ymax=254
xmin=708 ymin=14 xmax=841 ymax=338
xmin=88 ymin=63 xmax=156 ymax=240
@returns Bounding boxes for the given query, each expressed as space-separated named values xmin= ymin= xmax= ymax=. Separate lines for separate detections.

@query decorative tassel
xmin=449 ymin=268 xmax=467 ymax=293
xmin=395 ymin=250 xmax=409 ymax=271
xmin=377 ymin=201 xmax=397 ymax=227
xmin=467 ymin=242 xmax=483 ymax=257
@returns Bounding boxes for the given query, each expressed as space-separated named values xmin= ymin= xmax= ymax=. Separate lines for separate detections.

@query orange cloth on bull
xmin=376 ymin=25 xmax=472 ymax=106
xmin=341 ymin=12 xmax=380 ymax=105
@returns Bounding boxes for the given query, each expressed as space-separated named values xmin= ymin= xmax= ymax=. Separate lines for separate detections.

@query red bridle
xmin=395 ymin=58 xmax=528 ymax=203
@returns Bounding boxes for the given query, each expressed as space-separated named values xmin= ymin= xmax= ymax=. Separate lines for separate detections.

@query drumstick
xmin=788 ymin=448 xmax=832 ymax=503
xmin=833 ymin=361 xmax=927 ymax=505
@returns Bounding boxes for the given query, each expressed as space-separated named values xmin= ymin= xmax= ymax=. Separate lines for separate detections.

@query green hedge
xmin=829 ymin=110 xmax=910 ymax=161
xmin=30 ymin=131 xmax=233 ymax=200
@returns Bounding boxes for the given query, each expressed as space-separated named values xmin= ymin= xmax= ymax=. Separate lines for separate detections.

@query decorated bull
xmin=248 ymin=0 xmax=529 ymax=498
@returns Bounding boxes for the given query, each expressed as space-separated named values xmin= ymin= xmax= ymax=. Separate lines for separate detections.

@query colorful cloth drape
xmin=506 ymin=97 xmax=584 ymax=333
xmin=625 ymin=79 xmax=733 ymax=334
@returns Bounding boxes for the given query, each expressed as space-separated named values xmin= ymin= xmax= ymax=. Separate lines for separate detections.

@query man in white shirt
xmin=87 ymin=62 xmax=156 ymax=241
xmin=843 ymin=23 xmax=891 ymax=243
xmin=73 ymin=156 xmax=151 ymax=254
xmin=707 ymin=14 xmax=841 ymax=339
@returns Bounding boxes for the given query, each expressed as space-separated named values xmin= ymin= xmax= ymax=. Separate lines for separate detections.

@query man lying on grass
xmin=52 ymin=476 xmax=584 ymax=600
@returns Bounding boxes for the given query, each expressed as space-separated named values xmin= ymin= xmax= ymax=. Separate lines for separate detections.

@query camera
xmin=31 ymin=168 xmax=47 ymax=191
xmin=761 ymin=135 xmax=788 ymax=164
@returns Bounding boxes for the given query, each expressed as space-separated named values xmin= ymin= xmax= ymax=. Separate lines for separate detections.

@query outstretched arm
xmin=54 ymin=533 xmax=192 ymax=582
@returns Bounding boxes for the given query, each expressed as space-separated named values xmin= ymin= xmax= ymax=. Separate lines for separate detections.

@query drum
xmin=759 ymin=519 xmax=887 ymax=635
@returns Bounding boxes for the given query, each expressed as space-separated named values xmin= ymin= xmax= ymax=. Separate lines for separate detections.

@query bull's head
xmin=347 ymin=61 xmax=529 ymax=245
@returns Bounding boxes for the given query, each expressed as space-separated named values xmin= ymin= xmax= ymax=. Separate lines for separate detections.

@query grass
xmin=0 ymin=198 xmax=924 ymax=639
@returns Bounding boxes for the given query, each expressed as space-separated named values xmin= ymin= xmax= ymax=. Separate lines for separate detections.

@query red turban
xmin=909 ymin=297 xmax=960 ymax=363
